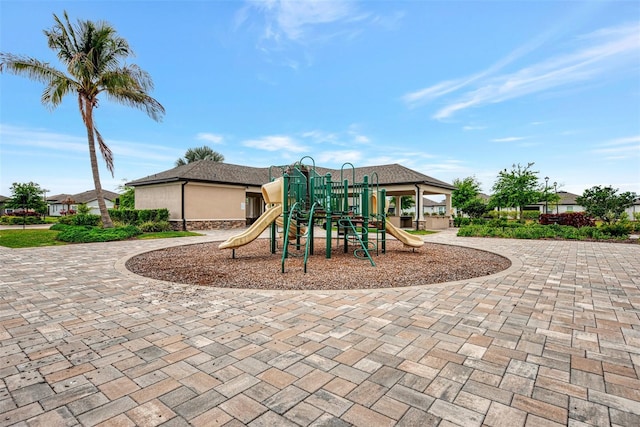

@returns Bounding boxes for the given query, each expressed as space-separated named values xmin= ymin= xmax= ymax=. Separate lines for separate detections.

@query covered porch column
xmin=414 ymin=185 xmax=425 ymax=230
xmin=445 ymin=193 xmax=452 ymax=216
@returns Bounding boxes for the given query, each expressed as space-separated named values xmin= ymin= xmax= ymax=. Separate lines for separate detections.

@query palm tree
xmin=175 ymin=145 xmax=224 ymax=167
xmin=0 ymin=11 xmax=164 ymax=228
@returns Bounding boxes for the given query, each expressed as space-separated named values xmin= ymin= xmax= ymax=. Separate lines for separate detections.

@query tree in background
xmin=576 ymin=186 xmax=637 ymax=224
xmin=388 ymin=196 xmax=415 ymax=215
xmin=6 ymin=182 xmax=48 ymax=215
xmin=175 ymin=146 xmax=225 ymax=167
xmin=119 ymin=187 xmax=135 ymax=209
xmin=1 ymin=11 xmax=164 ymax=228
xmin=452 ymin=176 xmax=487 ymax=218
xmin=490 ymin=163 xmax=541 ymax=220
xmin=116 ymin=180 xmax=135 ymax=209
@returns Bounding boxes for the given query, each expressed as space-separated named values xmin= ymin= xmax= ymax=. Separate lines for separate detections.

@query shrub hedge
xmin=138 ymin=221 xmax=172 ymax=232
xmin=457 ymin=223 xmax=631 ymax=240
xmin=539 ymin=212 xmax=595 ymax=227
xmin=108 ymin=208 xmax=169 ymax=225
xmin=0 ymin=215 xmax=45 ymax=225
xmin=56 ymin=225 xmax=142 ymax=243
xmin=57 ymin=214 xmax=101 ymax=227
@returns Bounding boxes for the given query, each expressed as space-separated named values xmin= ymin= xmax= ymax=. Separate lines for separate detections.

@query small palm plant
xmin=175 ymin=145 xmax=225 ymax=167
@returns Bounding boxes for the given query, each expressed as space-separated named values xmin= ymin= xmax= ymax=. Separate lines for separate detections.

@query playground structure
xmin=218 ymin=157 xmax=424 ymax=273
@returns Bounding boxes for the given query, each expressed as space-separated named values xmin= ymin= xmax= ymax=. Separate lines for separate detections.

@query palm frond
xmin=94 ymin=126 xmax=114 ymax=176
xmin=41 ymin=76 xmax=76 ymax=108
xmin=0 ymin=54 xmax=65 ymax=84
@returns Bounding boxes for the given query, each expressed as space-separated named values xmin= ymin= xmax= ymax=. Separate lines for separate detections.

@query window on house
xmin=566 ymin=206 xmax=573 ymax=212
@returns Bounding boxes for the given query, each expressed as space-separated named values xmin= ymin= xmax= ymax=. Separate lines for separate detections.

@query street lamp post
xmin=43 ymin=189 xmax=49 ymax=218
xmin=554 ymin=182 xmax=558 ymax=214
xmin=544 ymin=176 xmax=549 ymax=214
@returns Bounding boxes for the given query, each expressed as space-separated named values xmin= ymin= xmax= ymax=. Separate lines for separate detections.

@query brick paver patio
xmin=1 ymin=229 xmax=639 ymax=426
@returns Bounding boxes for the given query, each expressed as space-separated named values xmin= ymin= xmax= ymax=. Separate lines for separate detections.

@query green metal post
xmin=325 ymin=174 xmax=332 ymax=259
xmin=363 ymin=176 xmax=369 ymax=249
xmin=380 ymin=188 xmax=386 ymax=254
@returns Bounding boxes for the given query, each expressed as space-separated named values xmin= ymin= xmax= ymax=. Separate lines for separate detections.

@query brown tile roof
xmin=127 ymin=161 xmax=455 ymax=190
xmin=422 ymin=197 xmax=445 ymax=207
xmin=48 ymin=190 xmax=119 ymax=203
xmin=555 ymin=191 xmax=581 ymax=205
xmin=47 ymin=193 xmax=73 ymax=203
xmin=127 ymin=161 xmax=270 ymax=187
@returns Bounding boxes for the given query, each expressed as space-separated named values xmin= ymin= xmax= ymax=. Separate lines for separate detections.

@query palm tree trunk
xmin=83 ymin=99 xmax=114 ymax=228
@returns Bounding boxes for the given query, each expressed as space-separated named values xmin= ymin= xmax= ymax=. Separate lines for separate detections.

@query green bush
xmin=1 ymin=215 xmax=46 ymax=225
xmin=108 ymin=208 xmax=169 ymax=225
xmin=521 ymin=210 xmax=541 ymax=220
xmin=57 ymin=214 xmax=101 ymax=227
xmin=457 ymin=222 xmax=633 ymax=241
xmin=599 ymin=222 xmax=632 ymax=237
xmin=56 ymin=225 xmax=141 ymax=243
xmin=49 ymin=223 xmax=70 ymax=231
xmin=138 ymin=221 xmax=172 ymax=232
xmin=453 ymin=217 xmax=471 ymax=227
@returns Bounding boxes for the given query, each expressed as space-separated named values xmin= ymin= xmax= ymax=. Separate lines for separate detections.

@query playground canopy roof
xmin=127 ymin=160 xmax=456 ymax=191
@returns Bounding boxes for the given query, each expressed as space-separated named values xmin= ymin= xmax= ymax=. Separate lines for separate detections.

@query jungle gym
xmin=219 ymin=156 xmax=424 ymax=273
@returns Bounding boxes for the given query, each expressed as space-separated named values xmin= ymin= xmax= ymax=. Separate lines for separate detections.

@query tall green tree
xmin=576 ymin=186 xmax=637 ymax=224
xmin=490 ymin=163 xmax=542 ymax=219
xmin=452 ymin=176 xmax=487 ymax=218
xmin=7 ymin=182 xmax=48 ymax=215
xmin=116 ymin=180 xmax=135 ymax=209
xmin=1 ymin=11 xmax=164 ymax=228
xmin=175 ymin=146 xmax=224 ymax=167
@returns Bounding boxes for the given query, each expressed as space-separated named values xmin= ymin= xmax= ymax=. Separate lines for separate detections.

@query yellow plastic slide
xmin=385 ymin=220 xmax=424 ymax=248
xmin=218 ymin=204 xmax=283 ymax=249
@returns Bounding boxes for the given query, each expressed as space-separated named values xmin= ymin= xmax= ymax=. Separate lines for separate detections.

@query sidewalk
xmin=1 ymin=229 xmax=639 ymax=426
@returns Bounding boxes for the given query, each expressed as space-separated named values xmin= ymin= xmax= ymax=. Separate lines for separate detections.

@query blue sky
xmin=1 ymin=0 xmax=639 ymax=199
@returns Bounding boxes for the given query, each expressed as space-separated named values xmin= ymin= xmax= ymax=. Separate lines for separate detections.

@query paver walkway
xmin=1 ymin=229 xmax=639 ymax=426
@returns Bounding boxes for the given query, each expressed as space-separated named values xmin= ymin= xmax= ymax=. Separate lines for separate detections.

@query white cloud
xmin=463 ymin=125 xmax=486 ymax=131
xmin=1 ymin=124 xmax=87 ymax=153
xmin=491 ymin=136 xmax=527 ymax=143
xmin=315 ymin=150 xmax=362 ymax=164
xmin=239 ymin=0 xmax=401 ymax=69
xmin=403 ymin=22 xmax=640 ymax=120
xmin=196 ymin=133 xmax=224 ymax=144
xmin=0 ymin=124 xmax=178 ymax=162
xmin=591 ymin=135 xmax=640 ymax=159
xmin=242 ymin=135 xmax=307 ymax=152
xmin=245 ymin=0 xmax=360 ymax=43
xmin=599 ymin=135 xmax=640 ymax=147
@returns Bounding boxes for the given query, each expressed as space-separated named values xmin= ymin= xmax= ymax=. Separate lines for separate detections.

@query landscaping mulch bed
xmin=126 ymin=239 xmax=511 ymax=290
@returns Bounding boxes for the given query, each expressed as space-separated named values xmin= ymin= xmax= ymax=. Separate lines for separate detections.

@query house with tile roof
xmin=529 ymin=191 xmax=640 ymax=219
xmin=127 ymin=160 xmax=456 ymax=230
xmin=47 ymin=190 xmax=120 ymax=216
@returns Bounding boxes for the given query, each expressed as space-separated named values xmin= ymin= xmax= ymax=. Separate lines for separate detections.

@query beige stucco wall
xmin=184 ymin=182 xmax=245 ymax=220
xmin=135 ymin=183 xmax=183 ymax=219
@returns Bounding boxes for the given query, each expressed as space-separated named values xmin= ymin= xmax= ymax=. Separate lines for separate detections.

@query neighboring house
xmin=47 ymin=190 xmax=119 ymax=216
xmin=527 ymin=190 xmax=584 ymax=214
xmin=127 ymin=160 xmax=456 ymax=230
xmin=626 ymin=197 xmax=640 ymax=219
xmin=423 ymin=197 xmax=446 ymax=215
xmin=0 ymin=195 xmax=8 ymax=215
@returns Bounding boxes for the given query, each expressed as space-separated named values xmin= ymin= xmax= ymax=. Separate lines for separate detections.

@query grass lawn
xmin=0 ymin=228 xmax=203 ymax=248
xmin=0 ymin=229 xmax=67 ymax=248
xmin=406 ymin=229 xmax=438 ymax=235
